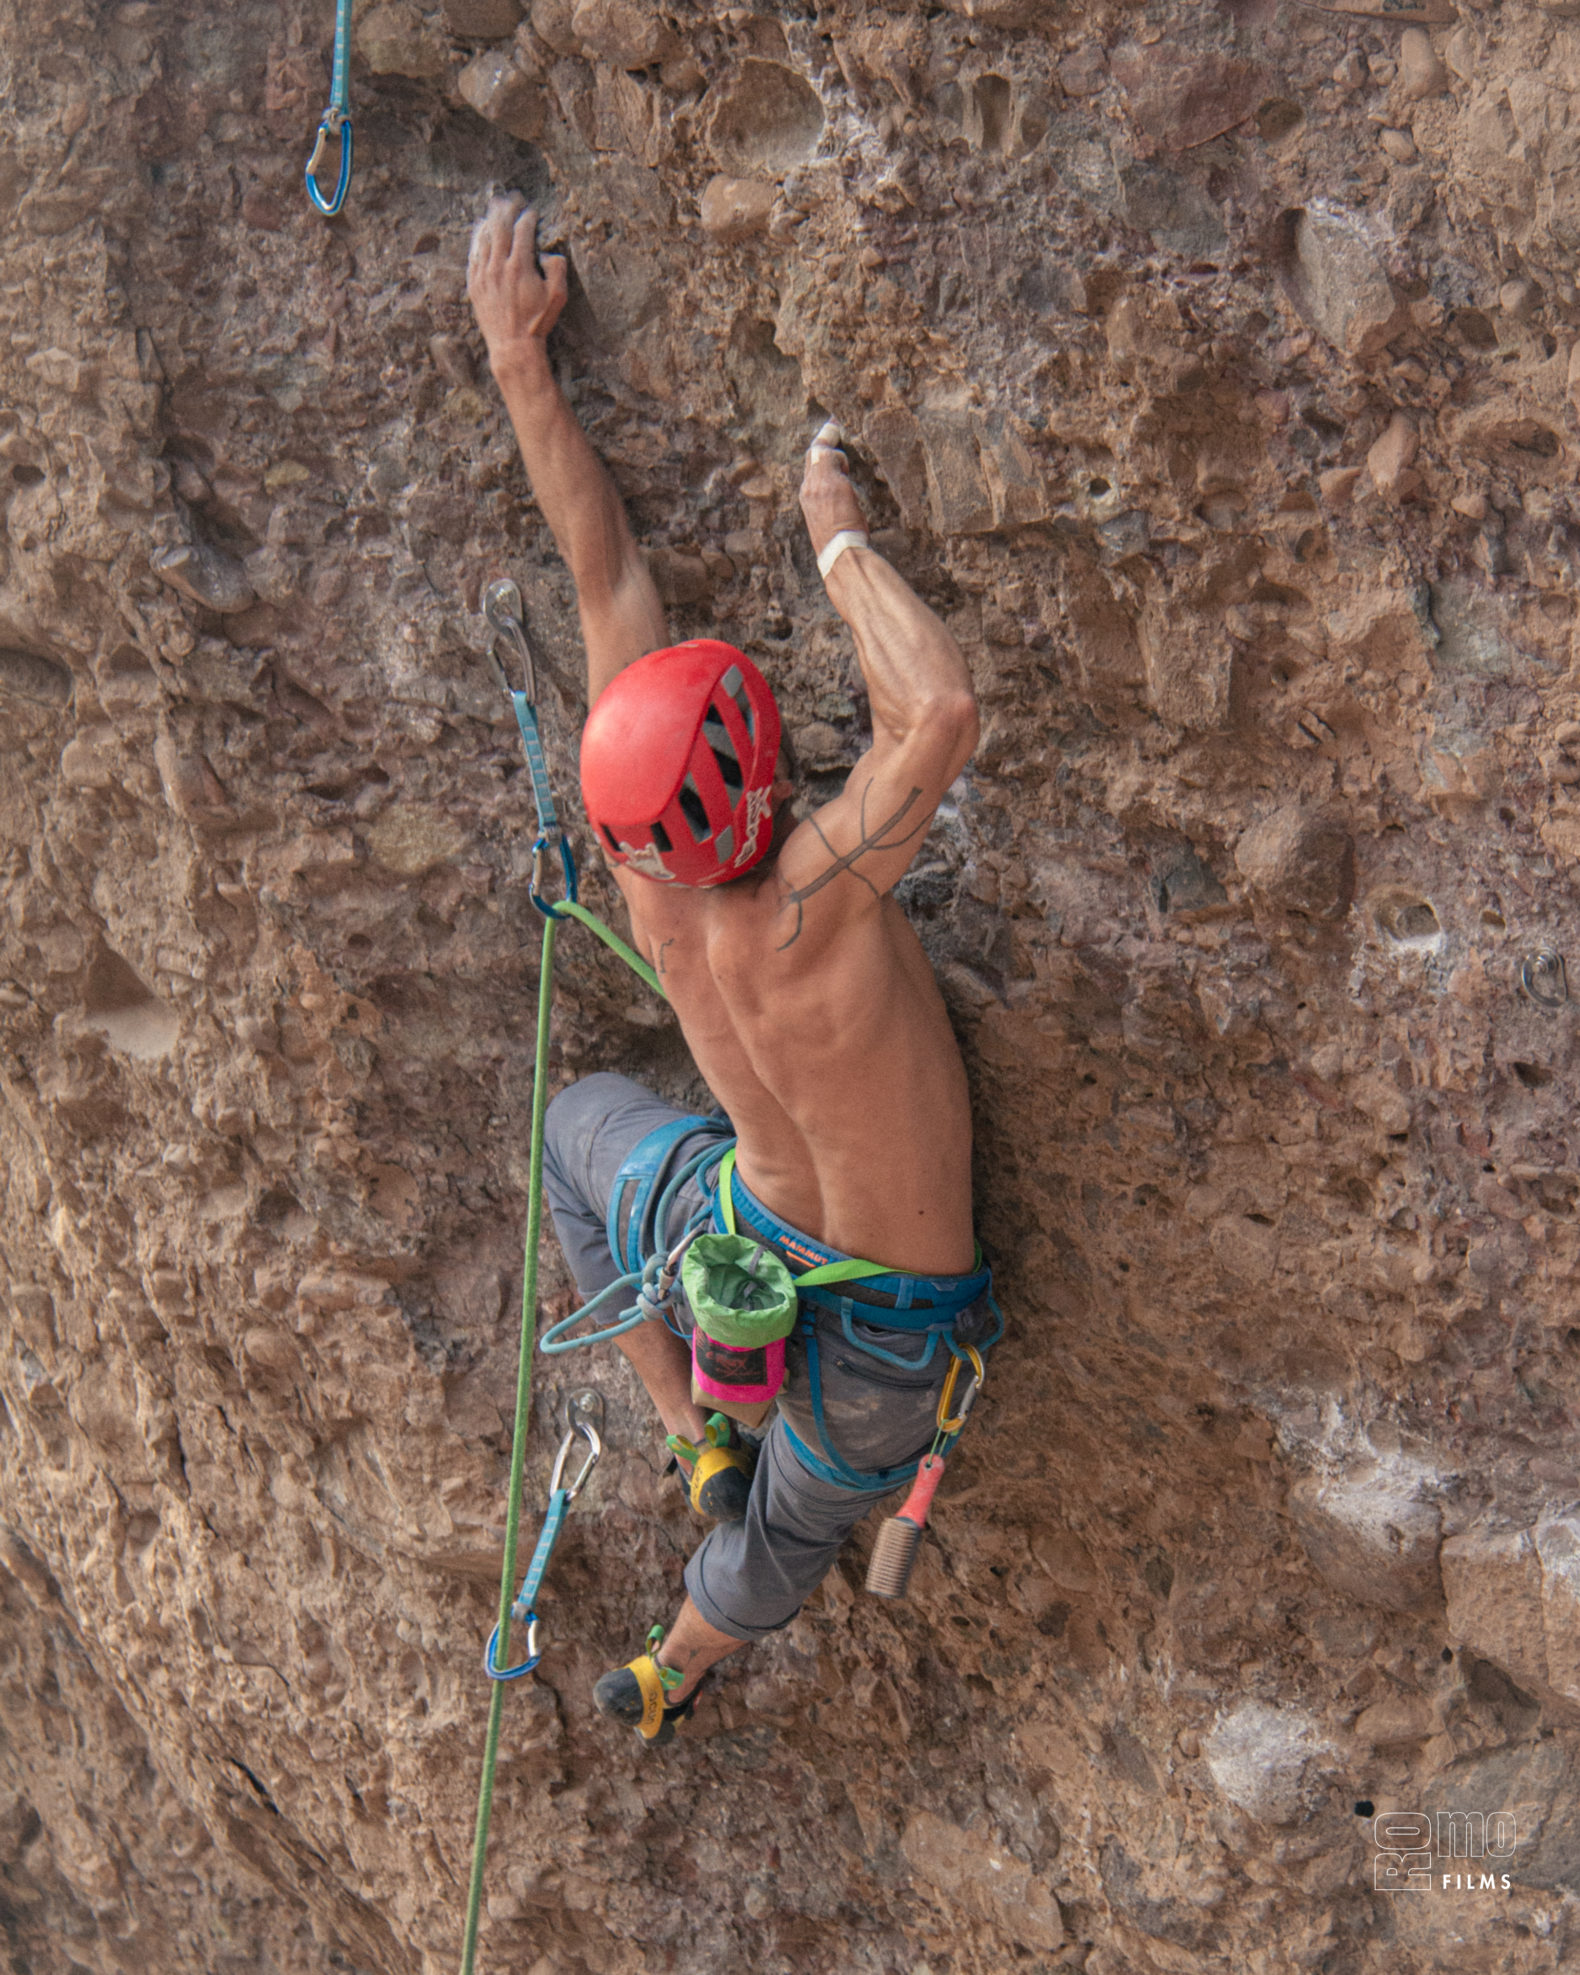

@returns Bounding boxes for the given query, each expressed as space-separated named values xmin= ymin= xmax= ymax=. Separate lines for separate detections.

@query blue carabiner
xmin=484 ymin=1609 xmax=543 ymax=1682
xmin=530 ymin=831 xmax=580 ymax=920
xmin=305 ymin=111 xmax=353 ymax=217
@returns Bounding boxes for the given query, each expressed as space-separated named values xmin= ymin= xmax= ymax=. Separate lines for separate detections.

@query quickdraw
xmin=484 ymin=578 xmax=662 ymax=992
xmin=484 ymin=1393 xmax=602 ymax=1680
xmin=305 ymin=0 xmax=354 ymax=216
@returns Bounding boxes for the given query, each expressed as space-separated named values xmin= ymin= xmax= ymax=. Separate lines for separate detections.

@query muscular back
xmin=616 ymin=802 xmax=977 ymax=1277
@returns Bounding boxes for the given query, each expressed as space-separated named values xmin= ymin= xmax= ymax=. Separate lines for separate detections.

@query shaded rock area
xmin=3 ymin=1 xmax=1580 ymax=1971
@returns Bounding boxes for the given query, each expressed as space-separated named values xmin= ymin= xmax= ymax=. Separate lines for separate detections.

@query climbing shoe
xmin=593 ymin=1626 xmax=694 ymax=1745
xmin=667 ymin=1413 xmax=758 ymax=1522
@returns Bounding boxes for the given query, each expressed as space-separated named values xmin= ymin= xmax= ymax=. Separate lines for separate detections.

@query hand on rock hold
xmin=799 ymin=420 xmax=868 ymax=566
xmin=467 ymin=193 xmax=568 ymax=375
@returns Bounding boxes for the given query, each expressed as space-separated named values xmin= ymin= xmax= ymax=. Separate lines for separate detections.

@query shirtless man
xmin=467 ymin=194 xmax=994 ymax=1740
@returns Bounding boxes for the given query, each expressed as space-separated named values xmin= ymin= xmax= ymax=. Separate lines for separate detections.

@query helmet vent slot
xmin=677 ymin=775 xmax=710 ymax=842
xmin=703 ymin=707 xmax=744 ymax=797
xmin=650 ymin=818 xmax=672 ymax=854
xmin=602 ymin=824 xmax=622 ymax=854
xmin=722 ymin=666 xmax=756 ymax=741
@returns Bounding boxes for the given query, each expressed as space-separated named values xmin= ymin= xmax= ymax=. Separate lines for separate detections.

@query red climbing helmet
xmin=580 ymin=641 xmax=783 ymax=886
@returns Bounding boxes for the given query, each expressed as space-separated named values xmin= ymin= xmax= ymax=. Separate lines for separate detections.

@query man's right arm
xmin=468 ymin=195 xmax=666 ymax=703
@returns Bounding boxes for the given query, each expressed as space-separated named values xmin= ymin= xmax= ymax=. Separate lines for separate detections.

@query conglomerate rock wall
xmin=2 ymin=0 xmax=1579 ymax=1970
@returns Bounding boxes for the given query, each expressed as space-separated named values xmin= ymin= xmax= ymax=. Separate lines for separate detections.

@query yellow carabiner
xmin=936 ymin=1343 xmax=985 ymax=1435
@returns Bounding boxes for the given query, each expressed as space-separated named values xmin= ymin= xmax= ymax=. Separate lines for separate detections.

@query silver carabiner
xmin=661 ymin=1222 xmax=707 ymax=1286
xmin=485 ymin=577 xmax=539 ymax=704
xmin=549 ymin=1391 xmax=602 ymax=1501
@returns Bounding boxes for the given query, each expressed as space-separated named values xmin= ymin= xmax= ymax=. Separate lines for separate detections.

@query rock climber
xmin=467 ymin=192 xmax=996 ymax=1741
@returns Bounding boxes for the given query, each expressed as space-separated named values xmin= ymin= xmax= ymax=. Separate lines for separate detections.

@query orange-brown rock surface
xmin=3 ymin=2 xmax=1580 ymax=1971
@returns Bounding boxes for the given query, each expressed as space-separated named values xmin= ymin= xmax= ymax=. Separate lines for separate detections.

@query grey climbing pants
xmin=541 ymin=1072 xmax=991 ymax=1640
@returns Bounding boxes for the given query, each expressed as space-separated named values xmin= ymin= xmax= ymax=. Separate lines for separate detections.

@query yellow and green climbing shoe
xmin=593 ymin=1626 xmax=693 ymax=1745
xmin=667 ymin=1413 xmax=758 ymax=1522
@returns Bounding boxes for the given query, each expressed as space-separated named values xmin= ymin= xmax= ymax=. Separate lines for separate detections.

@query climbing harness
xmin=865 ymin=1346 xmax=984 ymax=1599
xmin=717 ymin=1148 xmax=1003 ymax=1493
xmin=483 ymin=1391 xmax=602 ymax=1680
xmin=540 ymin=1132 xmax=1003 ymax=1490
xmin=305 ymin=0 xmax=354 ymax=216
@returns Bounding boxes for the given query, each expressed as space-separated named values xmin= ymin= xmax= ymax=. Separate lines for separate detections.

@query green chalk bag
xmin=681 ymin=1234 xmax=798 ymax=1424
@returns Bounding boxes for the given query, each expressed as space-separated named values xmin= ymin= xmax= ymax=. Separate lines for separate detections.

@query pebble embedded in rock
xmin=1367 ymin=410 xmax=1420 ymax=501
xmin=1378 ymin=127 xmax=1417 ymax=164
xmin=354 ymin=0 xmax=447 ymax=79
xmin=149 ymin=543 xmax=256 ymax=614
xmin=444 ymin=0 xmax=523 ymax=32
xmin=1397 ymin=27 xmax=1446 ymax=99
xmin=1319 ymin=465 xmax=1363 ymax=507
xmin=699 ymin=174 xmax=776 ymax=243
xmin=1202 ymin=1703 xmax=1336 ymax=1826
xmin=458 ymin=48 xmax=546 ymax=141
xmin=530 ymin=0 xmax=581 ymax=52
xmin=1288 ymin=208 xmax=1409 ymax=357
xmin=1500 ymin=276 xmax=1542 ymax=319
xmin=570 ymin=0 xmax=674 ymax=69
xmin=1234 ymin=804 xmax=1356 ymax=920
xmin=1058 ymin=44 xmax=1108 ymax=97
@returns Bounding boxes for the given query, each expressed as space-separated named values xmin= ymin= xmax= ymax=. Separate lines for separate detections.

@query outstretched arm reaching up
xmin=467 ymin=192 xmax=667 ymax=704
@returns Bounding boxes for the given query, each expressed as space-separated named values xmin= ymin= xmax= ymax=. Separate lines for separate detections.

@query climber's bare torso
xmin=467 ymin=192 xmax=980 ymax=1276
xmin=614 ymin=805 xmax=976 ymax=1278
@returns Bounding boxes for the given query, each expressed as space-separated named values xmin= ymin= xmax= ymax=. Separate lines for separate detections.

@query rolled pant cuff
xmin=682 ymin=1546 xmax=797 ymax=1643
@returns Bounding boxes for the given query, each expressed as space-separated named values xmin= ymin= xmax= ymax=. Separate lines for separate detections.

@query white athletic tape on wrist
xmin=817 ymin=529 xmax=870 ymax=580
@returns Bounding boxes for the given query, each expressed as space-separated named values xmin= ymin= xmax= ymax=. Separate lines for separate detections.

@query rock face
xmin=3 ymin=3 xmax=1580 ymax=1973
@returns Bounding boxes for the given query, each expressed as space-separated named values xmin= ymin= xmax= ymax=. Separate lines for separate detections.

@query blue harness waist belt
xmin=604 ymin=1119 xmax=1003 ymax=1492
xmin=715 ymin=1158 xmax=1001 ymax=1491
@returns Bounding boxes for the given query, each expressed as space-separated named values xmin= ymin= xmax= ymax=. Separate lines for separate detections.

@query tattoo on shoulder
xmin=774 ymin=783 xmax=927 ymax=949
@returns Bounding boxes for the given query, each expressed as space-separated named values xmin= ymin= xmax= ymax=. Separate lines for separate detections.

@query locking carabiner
xmin=935 ymin=1343 xmax=985 ymax=1436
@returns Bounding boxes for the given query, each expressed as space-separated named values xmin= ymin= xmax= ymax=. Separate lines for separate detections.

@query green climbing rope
xmin=458 ymin=913 xmax=557 ymax=1975
xmin=552 ymin=899 xmax=662 ymax=997
xmin=459 ymin=584 xmax=669 ymax=1971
